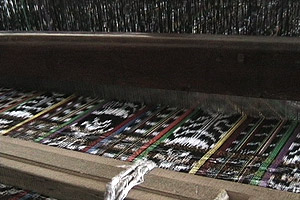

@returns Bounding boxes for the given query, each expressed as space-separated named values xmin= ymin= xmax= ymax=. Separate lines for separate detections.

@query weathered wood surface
xmin=1 ymin=136 xmax=299 ymax=200
xmin=0 ymin=33 xmax=300 ymax=101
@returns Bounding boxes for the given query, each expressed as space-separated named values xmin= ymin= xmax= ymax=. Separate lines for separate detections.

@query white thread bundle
xmin=105 ymin=159 xmax=157 ymax=200
xmin=214 ymin=190 xmax=229 ymax=200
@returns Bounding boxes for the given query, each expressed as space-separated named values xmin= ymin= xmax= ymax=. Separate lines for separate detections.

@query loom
xmin=1 ymin=1 xmax=300 ymax=200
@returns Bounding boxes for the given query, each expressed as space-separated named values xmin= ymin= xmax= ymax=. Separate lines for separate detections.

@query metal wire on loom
xmin=0 ymin=0 xmax=300 ymax=36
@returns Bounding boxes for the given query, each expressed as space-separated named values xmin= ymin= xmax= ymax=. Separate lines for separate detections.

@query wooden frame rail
xmin=0 ymin=136 xmax=299 ymax=200
xmin=1 ymin=33 xmax=300 ymax=200
xmin=0 ymin=33 xmax=300 ymax=101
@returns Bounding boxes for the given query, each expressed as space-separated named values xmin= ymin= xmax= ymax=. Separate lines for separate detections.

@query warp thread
xmin=105 ymin=159 xmax=157 ymax=200
xmin=1 ymin=0 xmax=300 ymax=36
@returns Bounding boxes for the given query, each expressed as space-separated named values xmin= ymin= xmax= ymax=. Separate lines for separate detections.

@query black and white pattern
xmin=101 ymin=107 xmax=178 ymax=159
xmin=146 ymin=110 xmax=242 ymax=172
xmin=42 ymin=100 xmax=143 ymax=151
xmin=264 ymin=131 xmax=300 ymax=193
xmin=196 ymin=117 xmax=262 ymax=177
xmin=0 ymin=90 xmax=36 ymax=112
xmin=240 ymin=121 xmax=292 ymax=184
xmin=88 ymin=105 xmax=162 ymax=155
xmin=0 ymin=183 xmax=56 ymax=200
xmin=0 ymin=92 xmax=68 ymax=134
xmin=8 ymin=97 xmax=101 ymax=141
xmin=216 ymin=118 xmax=280 ymax=182
xmin=118 ymin=109 xmax=185 ymax=161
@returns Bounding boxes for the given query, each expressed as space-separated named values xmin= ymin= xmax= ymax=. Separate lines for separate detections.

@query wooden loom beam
xmin=1 ymin=33 xmax=300 ymax=199
xmin=1 ymin=136 xmax=299 ymax=200
xmin=1 ymin=33 xmax=300 ymax=101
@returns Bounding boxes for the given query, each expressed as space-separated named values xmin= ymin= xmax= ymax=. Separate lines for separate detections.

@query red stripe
xmin=82 ymin=107 xmax=148 ymax=152
xmin=127 ymin=107 xmax=195 ymax=162
xmin=0 ymin=94 xmax=38 ymax=113
xmin=8 ymin=191 xmax=28 ymax=200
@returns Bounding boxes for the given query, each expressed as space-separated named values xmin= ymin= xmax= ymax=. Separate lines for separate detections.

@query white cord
xmin=214 ymin=189 xmax=229 ymax=200
xmin=105 ymin=159 xmax=157 ymax=200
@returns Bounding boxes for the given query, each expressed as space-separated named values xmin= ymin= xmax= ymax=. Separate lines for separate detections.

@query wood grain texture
xmin=1 ymin=136 xmax=300 ymax=200
xmin=0 ymin=33 xmax=300 ymax=101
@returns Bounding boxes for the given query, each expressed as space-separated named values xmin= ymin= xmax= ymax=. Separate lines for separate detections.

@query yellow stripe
xmin=1 ymin=95 xmax=76 ymax=136
xmin=59 ymin=98 xmax=100 ymax=121
xmin=189 ymin=114 xmax=247 ymax=174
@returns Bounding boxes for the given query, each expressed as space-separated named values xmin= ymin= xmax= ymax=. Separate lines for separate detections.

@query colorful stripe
xmin=90 ymin=106 xmax=165 ymax=156
xmin=135 ymin=107 xmax=201 ymax=160
xmin=260 ymin=124 xmax=300 ymax=187
xmin=1 ymin=95 xmax=76 ymax=136
xmin=189 ymin=114 xmax=247 ymax=174
xmin=250 ymin=121 xmax=298 ymax=185
xmin=0 ymin=92 xmax=41 ymax=113
xmin=235 ymin=119 xmax=283 ymax=180
xmin=127 ymin=107 xmax=195 ymax=161
xmin=35 ymin=99 xmax=106 ymax=142
xmin=111 ymin=107 xmax=180 ymax=158
xmin=85 ymin=107 xmax=150 ymax=153
xmin=82 ymin=106 xmax=149 ymax=152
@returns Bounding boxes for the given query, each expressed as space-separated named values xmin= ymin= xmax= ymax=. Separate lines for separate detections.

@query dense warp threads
xmin=0 ymin=0 xmax=300 ymax=36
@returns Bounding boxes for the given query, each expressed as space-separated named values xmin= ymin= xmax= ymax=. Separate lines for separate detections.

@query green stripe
xmin=250 ymin=121 xmax=298 ymax=185
xmin=136 ymin=107 xmax=201 ymax=160
xmin=34 ymin=100 xmax=105 ymax=142
xmin=235 ymin=119 xmax=282 ymax=180
xmin=115 ymin=108 xmax=180 ymax=158
xmin=213 ymin=117 xmax=264 ymax=178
